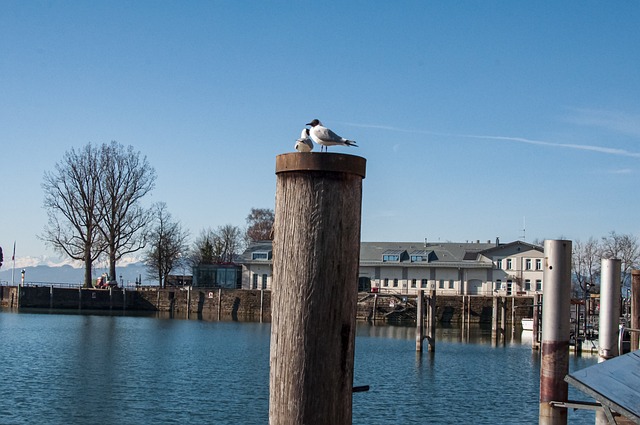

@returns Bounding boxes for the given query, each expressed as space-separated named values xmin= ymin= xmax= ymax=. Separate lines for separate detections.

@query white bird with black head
xmin=305 ymin=119 xmax=357 ymax=152
xmin=294 ymin=128 xmax=314 ymax=152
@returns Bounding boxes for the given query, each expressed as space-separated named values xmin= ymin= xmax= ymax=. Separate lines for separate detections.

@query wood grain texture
xmin=269 ymin=165 xmax=363 ymax=425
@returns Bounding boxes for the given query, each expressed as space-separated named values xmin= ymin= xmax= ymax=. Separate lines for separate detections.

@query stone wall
xmin=2 ymin=286 xmax=531 ymax=325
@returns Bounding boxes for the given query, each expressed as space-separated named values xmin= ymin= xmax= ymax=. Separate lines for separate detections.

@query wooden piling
xmin=427 ymin=289 xmax=436 ymax=352
xmin=416 ymin=290 xmax=424 ymax=352
xmin=539 ymin=240 xmax=572 ymax=425
xmin=492 ymin=296 xmax=499 ymax=342
xmin=532 ymin=293 xmax=541 ymax=350
xmin=269 ymin=152 xmax=366 ymax=425
xmin=631 ymin=270 xmax=640 ymax=351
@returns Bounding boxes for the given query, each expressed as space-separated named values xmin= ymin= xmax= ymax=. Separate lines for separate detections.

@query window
xmin=536 ymin=279 xmax=542 ymax=291
xmin=261 ymin=274 xmax=268 ymax=289
xmin=252 ymin=252 xmax=270 ymax=260
xmin=421 ymin=279 xmax=428 ymax=288
xmin=411 ymin=255 xmax=424 ymax=262
xmin=252 ymin=274 xmax=258 ymax=290
xmin=536 ymin=259 xmax=542 ymax=270
xmin=448 ymin=280 xmax=454 ymax=289
xmin=496 ymin=260 xmax=502 ymax=270
xmin=383 ymin=254 xmax=400 ymax=262
xmin=525 ymin=279 xmax=531 ymax=291
xmin=496 ymin=279 xmax=502 ymax=291
xmin=439 ymin=279 xmax=445 ymax=289
xmin=506 ymin=259 xmax=513 ymax=270
xmin=383 ymin=278 xmax=389 ymax=287
xmin=411 ymin=279 xmax=417 ymax=288
xmin=393 ymin=279 xmax=398 ymax=288
xmin=525 ymin=259 xmax=532 ymax=270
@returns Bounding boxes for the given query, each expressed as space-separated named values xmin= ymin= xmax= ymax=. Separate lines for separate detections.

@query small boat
xmin=521 ymin=318 xmax=534 ymax=331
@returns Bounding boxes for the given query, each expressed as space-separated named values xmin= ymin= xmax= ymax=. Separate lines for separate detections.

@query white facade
xmin=240 ymin=240 xmax=545 ymax=296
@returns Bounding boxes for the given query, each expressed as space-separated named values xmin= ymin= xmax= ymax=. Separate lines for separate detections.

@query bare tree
xmin=217 ymin=224 xmax=244 ymax=263
xmin=144 ymin=203 xmax=189 ymax=288
xmin=572 ymin=237 xmax=601 ymax=296
xmin=245 ymin=208 xmax=274 ymax=242
xmin=189 ymin=224 xmax=243 ymax=266
xmin=42 ymin=144 xmax=106 ymax=287
xmin=97 ymin=141 xmax=156 ymax=281
xmin=189 ymin=228 xmax=222 ymax=266
xmin=601 ymin=231 xmax=640 ymax=286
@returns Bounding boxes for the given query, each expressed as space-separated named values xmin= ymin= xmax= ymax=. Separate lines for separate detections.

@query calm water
xmin=0 ymin=309 xmax=597 ymax=424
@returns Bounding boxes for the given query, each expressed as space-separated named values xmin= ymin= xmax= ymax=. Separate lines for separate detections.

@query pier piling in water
xmin=631 ymin=270 xmax=640 ymax=351
xmin=596 ymin=258 xmax=621 ymax=425
xmin=539 ymin=239 xmax=572 ymax=425
xmin=416 ymin=290 xmax=424 ymax=351
xmin=269 ymin=153 xmax=366 ymax=425
xmin=599 ymin=258 xmax=621 ymax=361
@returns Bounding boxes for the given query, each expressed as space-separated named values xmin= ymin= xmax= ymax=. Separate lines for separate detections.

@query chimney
xmin=496 ymin=237 xmax=500 ymax=246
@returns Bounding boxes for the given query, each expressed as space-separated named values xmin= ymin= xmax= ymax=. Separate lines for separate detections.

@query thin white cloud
xmin=342 ymin=122 xmax=640 ymax=159
xmin=564 ymin=108 xmax=640 ymax=138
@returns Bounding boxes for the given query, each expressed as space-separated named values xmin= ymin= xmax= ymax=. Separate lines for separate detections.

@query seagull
xmin=294 ymin=128 xmax=314 ymax=152
xmin=305 ymin=119 xmax=357 ymax=152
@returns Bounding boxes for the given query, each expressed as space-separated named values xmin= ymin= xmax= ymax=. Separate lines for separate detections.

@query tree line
xmin=41 ymin=142 xmax=274 ymax=288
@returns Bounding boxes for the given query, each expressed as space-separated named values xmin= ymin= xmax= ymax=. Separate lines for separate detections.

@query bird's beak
xmin=305 ymin=122 xmax=312 ymax=126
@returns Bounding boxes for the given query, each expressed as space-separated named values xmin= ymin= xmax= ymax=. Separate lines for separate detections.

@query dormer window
xmin=410 ymin=250 xmax=430 ymax=262
xmin=252 ymin=251 xmax=272 ymax=260
xmin=382 ymin=249 xmax=405 ymax=262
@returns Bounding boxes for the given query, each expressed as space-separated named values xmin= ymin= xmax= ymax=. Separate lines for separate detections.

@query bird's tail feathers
xmin=345 ymin=140 xmax=358 ymax=147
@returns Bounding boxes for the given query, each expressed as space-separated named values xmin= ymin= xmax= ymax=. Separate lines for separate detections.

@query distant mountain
xmin=0 ymin=261 xmax=161 ymax=286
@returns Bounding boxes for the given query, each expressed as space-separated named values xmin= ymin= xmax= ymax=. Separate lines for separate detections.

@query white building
xmin=240 ymin=239 xmax=545 ymax=296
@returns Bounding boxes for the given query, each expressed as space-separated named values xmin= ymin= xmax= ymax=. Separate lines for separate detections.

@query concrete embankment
xmin=1 ymin=285 xmax=534 ymax=324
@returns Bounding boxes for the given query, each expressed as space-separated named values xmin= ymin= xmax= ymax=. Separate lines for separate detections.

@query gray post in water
xmin=416 ymin=290 xmax=424 ymax=352
xmin=492 ymin=295 xmax=499 ymax=343
xmin=427 ymin=289 xmax=437 ymax=352
xmin=500 ymin=297 xmax=507 ymax=343
xmin=539 ymin=239 xmax=572 ymax=425
xmin=269 ymin=152 xmax=366 ymax=425
xmin=632 ymin=270 xmax=640 ymax=351
xmin=599 ymin=258 xmax=621 ymax=361
xmin=596 ymin=258 xmax=621 ymax=425
xmin=532 ymin=293 xmax=541 ymax=350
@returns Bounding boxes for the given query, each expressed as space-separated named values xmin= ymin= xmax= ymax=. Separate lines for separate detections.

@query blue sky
xmin=1 ymin=1 xmax=639 ymax=264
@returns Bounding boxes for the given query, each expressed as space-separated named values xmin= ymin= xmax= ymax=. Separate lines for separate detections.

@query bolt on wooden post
xmin=269 ymin=152 xmax=366 ymax=425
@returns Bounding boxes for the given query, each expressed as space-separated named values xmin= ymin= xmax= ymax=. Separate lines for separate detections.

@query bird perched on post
xmin=306 ymin=119 xmax=357 ymax=152
xmin=294 ymin=128 xmax=314 ymax=152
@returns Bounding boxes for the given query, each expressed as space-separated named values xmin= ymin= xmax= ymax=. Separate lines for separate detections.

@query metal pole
xmin=599 ymin=258 xmax=621 ymax=361
xmin=631 ymin=270 xmax=640 ymax=351
xmin=539 ymin=239 xmax=572 ymax=425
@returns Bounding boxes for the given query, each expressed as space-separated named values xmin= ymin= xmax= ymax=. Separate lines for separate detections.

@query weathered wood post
xmin=270 ymin=152 xmax=366 ymax=425
xmin=539 ymin=239 xmax=572 ymax=425
xmin=632 ymin=270 xmax=640 ymax=351
xmin=416 ymin=290 xmax=425 ymax=351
